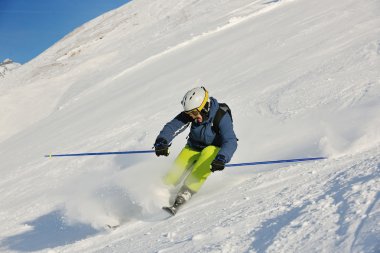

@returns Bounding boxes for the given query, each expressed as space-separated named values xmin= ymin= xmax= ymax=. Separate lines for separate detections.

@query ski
xmin=105 ymin=224 xmax=120 ymax=230
xmin=162 ymin=206 xmax=177 ymax=216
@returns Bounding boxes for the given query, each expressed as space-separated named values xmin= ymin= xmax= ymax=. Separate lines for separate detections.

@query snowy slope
xmin=0 ymin=59 xmax=21 ymax=78
xmin=0 ymin=0 xmax=379 ymax=252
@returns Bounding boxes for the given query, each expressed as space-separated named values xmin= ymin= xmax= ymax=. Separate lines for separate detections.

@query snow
xmin=0 ymin=59 xmax=21 ymax=78
xmin=0 ymin=0 xmax=379 ymax=252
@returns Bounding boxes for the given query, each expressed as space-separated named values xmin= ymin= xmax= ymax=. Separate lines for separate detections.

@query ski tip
xmin=105 ymin=224 xmax=120 ymax=230
xmin=162 ymin=206 xmax=176 ymax=216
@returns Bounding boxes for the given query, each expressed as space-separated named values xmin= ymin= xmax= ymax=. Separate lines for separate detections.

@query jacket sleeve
xmin=217 ymin=113 xmax=238 ymax=163
xmin=157 ymin=112 xmax=192 ymax=143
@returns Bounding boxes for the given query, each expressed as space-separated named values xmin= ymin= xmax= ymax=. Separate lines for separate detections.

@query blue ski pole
xmin=226 ymin=156 xmax=327 ymax=167
xmin=45 ymin=150 xmax=327 ymax=167
xmin=45 ymin=149 xmax=155 ymax=158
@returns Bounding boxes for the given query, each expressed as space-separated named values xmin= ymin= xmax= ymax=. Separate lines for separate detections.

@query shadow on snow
xmin=250 ymin=206 xmax=304 ymax=253
xmin=1 ymin=210 xmax=98 ymax=252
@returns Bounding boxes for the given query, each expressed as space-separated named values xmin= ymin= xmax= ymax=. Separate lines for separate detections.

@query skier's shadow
xmin=1 ymin=210 xmax=98 ymax=252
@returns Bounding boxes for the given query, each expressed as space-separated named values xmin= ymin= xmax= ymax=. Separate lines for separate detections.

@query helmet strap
xmin=202 ymin=101 xmax=210 ymax=113
xmin=199 ymin=101 xmax=210 ymax=121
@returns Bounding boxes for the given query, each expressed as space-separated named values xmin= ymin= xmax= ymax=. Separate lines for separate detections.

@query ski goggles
xmin=185 ymin=109 xmax=200 ymax=117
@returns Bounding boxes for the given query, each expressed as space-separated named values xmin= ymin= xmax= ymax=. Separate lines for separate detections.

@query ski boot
xmin=163 ymin=186 xmax=193 ymax=216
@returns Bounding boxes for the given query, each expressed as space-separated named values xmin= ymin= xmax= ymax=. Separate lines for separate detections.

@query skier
xmin=154 ymin=86 xmax=238 ymax=215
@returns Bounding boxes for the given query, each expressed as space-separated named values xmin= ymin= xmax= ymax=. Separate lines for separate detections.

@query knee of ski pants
xmin=184 ymin=145 xmax=220 ymax=193
xmin=163 ymin=145 xmax=199 ymax=186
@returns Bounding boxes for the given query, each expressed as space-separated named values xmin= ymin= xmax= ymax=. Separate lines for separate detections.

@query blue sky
xmin=0 ymin=0 xmax=130 ymax=64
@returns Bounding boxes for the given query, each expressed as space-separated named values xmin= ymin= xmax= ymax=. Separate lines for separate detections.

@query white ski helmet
xmin=181 ymin=87 xmax=209 ymax=112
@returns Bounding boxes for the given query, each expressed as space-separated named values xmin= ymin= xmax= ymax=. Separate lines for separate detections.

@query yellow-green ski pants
xmin=163 ymin=145 xmax=220 ymax=192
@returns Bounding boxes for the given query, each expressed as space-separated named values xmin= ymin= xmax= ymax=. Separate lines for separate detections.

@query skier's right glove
xmin=154 ymin=137 xmax=170 ymax=157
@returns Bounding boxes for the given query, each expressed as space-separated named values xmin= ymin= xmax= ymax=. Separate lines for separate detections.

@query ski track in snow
xmin=0 ymin=0 xmax=380 ymax=252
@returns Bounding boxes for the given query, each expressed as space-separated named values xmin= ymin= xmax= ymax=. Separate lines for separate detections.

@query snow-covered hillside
xmin=0 ymin=59 xmax=21 ymax=78
xmin=0 ymin=0 xmax=379 ymax=252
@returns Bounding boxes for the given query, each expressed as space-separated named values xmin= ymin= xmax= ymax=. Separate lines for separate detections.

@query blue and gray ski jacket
xmin=157 ymin=97 xmax=237 ymax=163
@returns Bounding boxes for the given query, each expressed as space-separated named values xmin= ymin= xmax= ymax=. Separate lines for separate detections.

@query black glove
xmin=154 ymin=137 xmax=170 ymax=157
xmin=210 ymin=155 xmax=226 ymax=172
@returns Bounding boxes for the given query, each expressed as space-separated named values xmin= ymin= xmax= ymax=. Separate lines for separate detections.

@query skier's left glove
xmin=210 ymin=155 xmax=226 ymax=172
